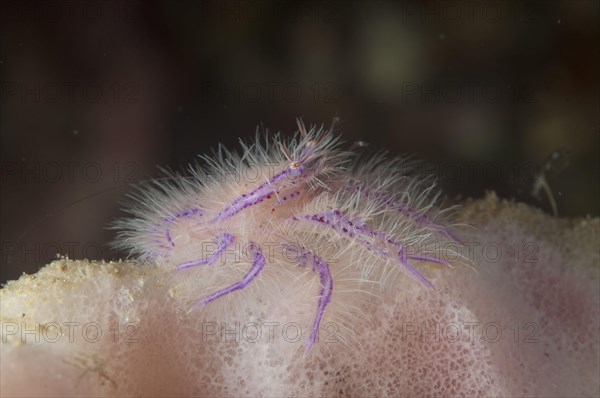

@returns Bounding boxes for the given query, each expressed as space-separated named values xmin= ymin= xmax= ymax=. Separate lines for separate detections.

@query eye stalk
xmin=279 ymin=118 xmax=338 ymax=182
xmin=288 ymin=161 xmax=304 ymax=177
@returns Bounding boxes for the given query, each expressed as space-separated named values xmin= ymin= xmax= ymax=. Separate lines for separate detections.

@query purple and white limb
xmin=209 ymin=166 xmax=306 ymax=223
xmin=195 ymin=242 xmax=266 ymax=307
xmin=348 ymin=184 xmax=461 ymax=243
xmin=209 ymin=127 xmax=327 ymax=223
xmin=284 ymin=244 xmax=333 ymax=350
xmin=164 ymin=208 xmax=203 ymax=247
xmin=177 ymin=233 xmax=235 ymax=269
xmin=291 ymin=210 xmax=446 ymax=288
xmin=148 ymin=207 xmax=203 ymax=254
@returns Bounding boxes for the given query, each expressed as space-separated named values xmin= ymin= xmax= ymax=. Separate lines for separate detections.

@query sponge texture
xmin=1 ymin=194 xmax=599 ymax=396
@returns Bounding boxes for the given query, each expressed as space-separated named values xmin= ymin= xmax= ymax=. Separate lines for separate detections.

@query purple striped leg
xmin=291 ymin=210 xmax=447 ymax=288
xmin=348 ymin=184 xmax=461 ymax=243
xmin=177 ymin=233 xmax=235 ymax=269
xmin=195 ymin=242 xmax=266 ymax=307
xmin=164 ymin=208 xmax=203 ymax=247
xmin=284 ymin=244 xmax=333 ymax=351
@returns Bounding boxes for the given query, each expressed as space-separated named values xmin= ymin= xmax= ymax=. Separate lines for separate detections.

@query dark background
xmin=1 ymin=0 xmax=598 ymax=284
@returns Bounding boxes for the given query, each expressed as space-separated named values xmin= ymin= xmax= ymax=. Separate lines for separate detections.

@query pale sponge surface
xmin=1 ymin=193 xmax=599 ymax=397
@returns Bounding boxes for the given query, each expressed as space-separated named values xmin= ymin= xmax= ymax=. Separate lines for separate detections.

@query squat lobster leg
xmin=348 ymin=184 xmax=461 ymax=243
xmin=177 ymin=233 xmax=235 ymax=269
xmin=164 ymin=208 xmax=204 ymax=247
xmin=195 ymin=242 xmax=266 ymax=307
xmin=291 ymin=210 xmax=447 ymax=288
xmin=284 ymin=244 xmax=333 ymax=351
